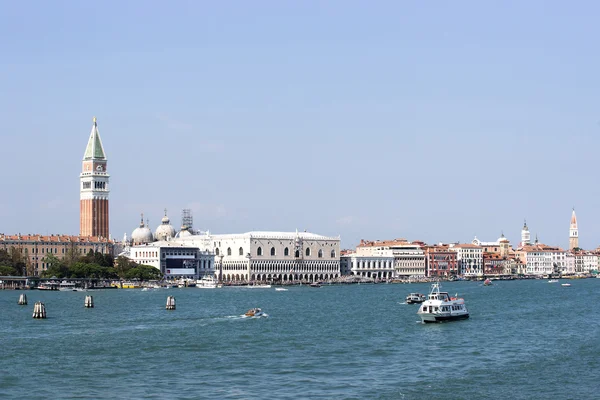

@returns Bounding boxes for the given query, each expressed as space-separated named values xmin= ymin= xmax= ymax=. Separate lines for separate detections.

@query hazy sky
xmin=1 ymin=1 xmax=598 ymax=249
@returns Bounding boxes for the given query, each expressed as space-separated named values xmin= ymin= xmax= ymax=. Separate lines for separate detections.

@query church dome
xmin=131 ymin=215 xmax=154 ymax=244
xmin=155 ymin=210 xmax=176 ymax=241
xmin=176 ymin=225 xmax=192 ymax=238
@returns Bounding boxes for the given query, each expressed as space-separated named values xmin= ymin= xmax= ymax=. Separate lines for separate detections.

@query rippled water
xmin=1 ymin=279 xmax=599 ymax=399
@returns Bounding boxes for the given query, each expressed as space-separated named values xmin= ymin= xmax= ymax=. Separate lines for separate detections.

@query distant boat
xmin=483 ymin=278 xmax=492 ymax=286
xmin=275 ymin=288 xmax=288 ymax=291
xmin=548 ymin=279 xmax=559 ymax=283
xmin=561 ymin=283 xmax=571 ymax=287
xmin=245 ymin=308 xmax=264 ymax=317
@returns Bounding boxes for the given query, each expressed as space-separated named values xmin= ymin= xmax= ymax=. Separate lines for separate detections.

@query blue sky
xmin=1 ymin=1 xmax=598 ymax=249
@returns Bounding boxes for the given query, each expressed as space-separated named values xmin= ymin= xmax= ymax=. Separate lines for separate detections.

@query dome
xmin=131 ymin=215 xmax=154 ymax=244
xmin=176 ymin=226 xmax=192 ymax=238
xmin=155 ymin=210 xmax=176 ymax=241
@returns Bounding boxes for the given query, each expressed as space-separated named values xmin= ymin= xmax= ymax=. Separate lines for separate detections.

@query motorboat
xmin=406 ymin=293 xmax=426 ymax=304
xmin=483 ymin=278 xmax=492 ymax=286
xmin=59 ymin=281 xmax=79 ymax=291
xmin=246 ymin=284 xmax=272 ymax=288
xmin=561 ymin=283 xmax=571 ymax=287
xmin=36 ymin=284 xmax=57 ymax=291
xmin=548 ymin=279 xmax=559 ymax=283
xmin=275 ymin=287 xmax=288 ymax=291
xmin=417 ymin=283 xmax=469 ymax=323
xmin=310 ymin=283 xmax=322 ymax=288
xmin=245 ymin=308 xmax=264 ymax=317
xmin=196 ymin=276 xmax=219 ymax=289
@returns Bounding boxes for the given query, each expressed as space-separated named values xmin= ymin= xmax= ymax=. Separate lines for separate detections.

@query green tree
xmin=115 ymin=256 xmax=135 ymax=279
xmin=0 ymin=265 xmax=18 ymax=276
xmin=124 ymin=264 xmax=163 ymax=281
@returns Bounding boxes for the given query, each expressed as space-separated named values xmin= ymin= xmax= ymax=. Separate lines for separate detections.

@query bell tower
xmin=569 ymin=208 xmax=579 ymax=251
xmin=80 ymin=117 xmax=110 ymax=237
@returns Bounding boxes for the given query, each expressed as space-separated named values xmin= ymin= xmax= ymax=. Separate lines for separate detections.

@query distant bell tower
xmin=521 ymin=220 xmax=531 ymax=247
xmin=569 ymin=208 xmax=579 ymax=250
xmin=80 ymin=117 xmax=110 ymax=237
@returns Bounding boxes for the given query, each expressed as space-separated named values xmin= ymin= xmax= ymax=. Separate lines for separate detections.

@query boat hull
xmin=420 ymin=313 xmax=470 ymax=323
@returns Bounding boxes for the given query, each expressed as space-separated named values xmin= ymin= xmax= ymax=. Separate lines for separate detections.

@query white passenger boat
xmin=548 ymin=279 xmax=559 ymax=283
xmin=196 ymin=276 xmax=219 ymax=289
xmin=58 ymin=281 xmax=82 ymax=291
xmin=417 ymin=283 xmax=469 ymax=323
xmin=406 ymin=293 xmax=426 ymax=304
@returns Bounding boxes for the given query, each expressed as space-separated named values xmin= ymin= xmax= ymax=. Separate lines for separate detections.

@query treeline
xmin=0 ymin=248 xmax=162 ymax=281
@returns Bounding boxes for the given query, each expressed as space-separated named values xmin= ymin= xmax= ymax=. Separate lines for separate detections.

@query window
xmin=318 ymin=249 xmax=323 ymax=258
xmin=227 ymin=247 xmax=232 ymax=256
xmin=271 ymin=247 xmax=276 ymax=256
xmin=284 ymin=247 xmax=289 ymax=256
xmin=257 ymin=247 xmax=263 ymax=256
xmin=295 ymin=250 xmax=300 ymax=258
xmin=215 ymin=248 xmax=220 ymax=256
xmin=306 ymin=248 xmax=311 ymax=257
xmin=331 ymin=250 xmax=336 ymax=258
xmin=239 ymin=247 xmax=244 ymax=256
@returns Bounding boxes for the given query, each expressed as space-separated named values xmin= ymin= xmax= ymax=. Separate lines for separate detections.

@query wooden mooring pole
xmin=32 ymin=301 xmax=47 ymax=319
xmin=166 ymin=296 xmax=176 ymax=310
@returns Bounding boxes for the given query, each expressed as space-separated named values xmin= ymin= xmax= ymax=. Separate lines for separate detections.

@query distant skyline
xmin=1 ymin=1 xmax=599 ymax=249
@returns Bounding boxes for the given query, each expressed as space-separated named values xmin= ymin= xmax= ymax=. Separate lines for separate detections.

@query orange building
xmin=0 ymin=234 xmax=114 ymax=276
xmin=80 ymin=117 xmax=110 ymax=238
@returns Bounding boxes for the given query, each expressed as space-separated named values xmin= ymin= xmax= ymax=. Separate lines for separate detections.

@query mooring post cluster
xmin=84 ymin=295 xmax=94 ymax=308
xmin=32 ymin=301 xmax=46 ymax=319
xmin=18 ymin=293 xmax=28 ymax=305
xmin=166 ymin=295 xmax=176 ymax=310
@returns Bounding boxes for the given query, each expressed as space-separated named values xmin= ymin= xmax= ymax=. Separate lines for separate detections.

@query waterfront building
xmin=483 ymin=253 xmax=510 ymax=276
xmin=340 ymin=252 xmax=395 ymax=279
xmin=423 ymin=245 xmax=458 ymax=278
xmin=124 ymin=242 xmax=214 ymax=279
xmin=80 ymin=117 xmax=110 ymax=238
xmin=569 ymin=208 xmax=579 ymax=251
xmin=568 ymin=250 xmax=597 ymax=274
xmin=515 ymin=243 xmax=566 ymax=276
xmin=449 ymin=244 xmax=483 ymax=277
xmin=0 ymin=234 xmax=114 ymax=276
xmin=172 ymin=230 xmax=340 ymax=283
xmin=356 ymin=239 xmax=426 ymax=279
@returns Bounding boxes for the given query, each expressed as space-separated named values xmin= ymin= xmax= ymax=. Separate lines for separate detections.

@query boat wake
xmin=241 ymin=313 xmax=269 ymax=319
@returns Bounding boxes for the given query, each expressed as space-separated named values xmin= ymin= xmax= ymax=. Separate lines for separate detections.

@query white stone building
xmin=516 ymin=244 xmax=566 ymax=276
xmin=126 ymin=241 xmax=214 ymax=279
xmin=353 ymin=239 xmax=426 ymax=278
xmin=449 ymin=244 xmax=483 ymax=277
xmin=340 ymin=253 xmax=395 ymax=279
xmin=174 ymin=231 xmax=340 ymax=283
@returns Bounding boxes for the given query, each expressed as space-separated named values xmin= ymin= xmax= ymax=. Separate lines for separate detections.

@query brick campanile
xmin=80 ymin=117 xmax=110 ymax=237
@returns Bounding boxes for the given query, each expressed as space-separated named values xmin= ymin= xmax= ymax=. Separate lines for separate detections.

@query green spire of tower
xmin=83 ymin=116 xmax=106 ymax=160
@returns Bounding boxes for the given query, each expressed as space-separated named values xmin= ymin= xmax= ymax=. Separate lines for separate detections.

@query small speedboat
xmin=406 ymin=293 xmax=426 ymax=304
xmin=561 ymin=283 xmax=571 ymax=287
xmin=275 ymin=288 xmax=288 ymax=291
xmin=483 ymin=278 xmax=492 ymax=286
xmin=310 ymin=283 xmax=321 ymax=288
xmin=548 ymin=279 xmax=559 ymax=283
xmin=245 ymin=308 xmax=264 ymax=317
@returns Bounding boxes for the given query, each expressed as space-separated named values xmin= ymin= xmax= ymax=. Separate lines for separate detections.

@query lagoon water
xmin=1 ymin=279 xmax=599 ymax=399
